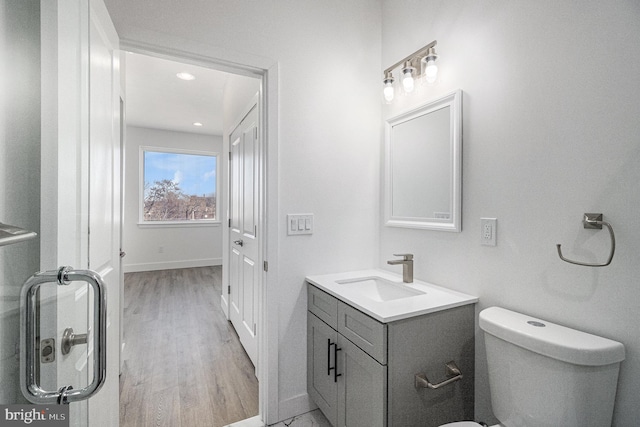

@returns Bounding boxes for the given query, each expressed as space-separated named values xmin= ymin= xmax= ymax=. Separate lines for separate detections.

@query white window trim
xmin=138 ymin=145 xmax=221 ymax=226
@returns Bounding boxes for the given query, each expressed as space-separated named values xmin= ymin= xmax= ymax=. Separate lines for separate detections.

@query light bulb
xmin=423 ymin=47 xmax=439 ymax=84
xmin=402 ymin=68 xmax=415 ymax=93
xmin=383 ymin=83 xmax=394 ymax=103
xmin=424 ymin=58 xmax=438 ymax=83
xmin=382 ymin=72 xmax=395 ymax=103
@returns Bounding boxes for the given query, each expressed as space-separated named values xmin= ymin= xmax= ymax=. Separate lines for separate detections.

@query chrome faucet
xmin=387 ymin=253 xmax=413 ymax=283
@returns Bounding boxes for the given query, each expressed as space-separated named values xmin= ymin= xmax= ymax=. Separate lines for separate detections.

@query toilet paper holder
xmin=415 ymin=360 xmax=463 ymax=390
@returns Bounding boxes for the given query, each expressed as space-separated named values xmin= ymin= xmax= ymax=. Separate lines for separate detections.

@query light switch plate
xmin=287 ymin=214 xmax=313 ymax=235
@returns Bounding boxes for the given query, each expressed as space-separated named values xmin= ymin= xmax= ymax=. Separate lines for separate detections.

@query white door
xmin=38 ymin=1 xmax=92 ymax=424
xmin=86 ymin=0 xmax=122 ymax=424
xmin=228 ymin=103 xmax=260 ymax=368
xmin=1 ymin=1 xmax=120 ymax=426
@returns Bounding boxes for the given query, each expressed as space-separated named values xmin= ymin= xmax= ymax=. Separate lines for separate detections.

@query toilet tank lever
xmin=415 ymin=360 xmax=463 ymax=390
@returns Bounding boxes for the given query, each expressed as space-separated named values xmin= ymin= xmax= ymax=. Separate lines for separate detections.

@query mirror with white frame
xmin=384 ymin=89 xmax=462 ymax=231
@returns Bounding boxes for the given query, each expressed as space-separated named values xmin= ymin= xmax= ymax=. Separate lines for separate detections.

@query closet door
xmin=228 ymin=103 xmax=260 ymax=368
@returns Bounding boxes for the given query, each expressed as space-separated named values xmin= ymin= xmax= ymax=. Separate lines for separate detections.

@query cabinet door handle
xmin=333 ymin=344 xmax=342 ymax=383
xmin=327 ymin=339 xmax=333 ymax=376
xmin=327 ymin=339 xmax=342 ymax=382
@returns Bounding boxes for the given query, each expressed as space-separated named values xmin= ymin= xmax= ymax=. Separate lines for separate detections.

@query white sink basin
xmin=306 ymin=269 xmax=478 ymax=323
xmin=335 ymin=276 xmax=425 ymax=302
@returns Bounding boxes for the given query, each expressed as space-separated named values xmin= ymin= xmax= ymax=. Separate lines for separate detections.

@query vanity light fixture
xmin=382 ymin=40 xmax=438 ymax=102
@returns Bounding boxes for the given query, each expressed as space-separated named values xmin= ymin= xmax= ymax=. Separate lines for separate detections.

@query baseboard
xmin=221 ymin=294 xmax=230 ymax=319
xmin=276 ymin=393 xmax=316 ymax=424
xmin=123 ymin=258 xmax=222 ymax=273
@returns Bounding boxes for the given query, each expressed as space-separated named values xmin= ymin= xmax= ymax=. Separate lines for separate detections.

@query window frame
xmin=138 ymin=146 xmax=220 ymax=227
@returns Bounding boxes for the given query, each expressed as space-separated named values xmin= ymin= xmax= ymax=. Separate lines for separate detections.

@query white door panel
xmin=228 ymin=102 xmax=260 ymax=368
xmin=242 ymin=256 xmax=256 ymax=331
xmin=87 ymin=0 xmax=121 ymax=425
xmin=230 ymin=248 xmax=241 ymax=314
xmin=243 ymin=125 xmax=257 ymax=236
xmin=40 ymin=2 xmax=92 ymax=423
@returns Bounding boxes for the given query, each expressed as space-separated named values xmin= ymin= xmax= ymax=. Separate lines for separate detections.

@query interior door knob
xmin=234 ymin=239 xmax=244 ymax=247
xmin=61 ymin=327 xmax=88 ymax=355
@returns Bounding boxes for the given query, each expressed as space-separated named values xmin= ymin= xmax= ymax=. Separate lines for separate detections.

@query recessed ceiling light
xmin=193 ymin=122 xmax=203 ymax=127
xmin=176 ymin=72 xmax=195 ymax=81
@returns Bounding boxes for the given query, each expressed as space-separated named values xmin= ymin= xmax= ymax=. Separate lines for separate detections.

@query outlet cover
xmin=481 ymin=218 xmax=497 ymax=246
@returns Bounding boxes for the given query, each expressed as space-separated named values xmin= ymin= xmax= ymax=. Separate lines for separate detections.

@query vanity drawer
xmin=338 ymin=302 xmax=387 ymax=364
xmin=308 ymin=284 xmax=338 ymax=329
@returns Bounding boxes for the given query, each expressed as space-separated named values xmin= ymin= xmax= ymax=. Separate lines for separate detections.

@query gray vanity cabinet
xmin=307 ymin=313 xmax=387 ymax=427
xmin=307 ymin=283 xmax=475 ymax=427
xmin=308 ymin=312 xmax=340 ymax=425
xmin=307 ymin=285 xmax=387 ymax=427
xmin=336 ymin=332 xmax=387 ymax=427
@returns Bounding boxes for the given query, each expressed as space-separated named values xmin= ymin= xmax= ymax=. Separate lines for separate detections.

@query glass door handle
xmin=20 ymin=266 xmax=107 ymax=405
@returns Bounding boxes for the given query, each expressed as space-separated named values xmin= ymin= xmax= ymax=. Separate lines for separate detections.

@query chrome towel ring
xmin=556 ymin=213 xmax=615 ymax=267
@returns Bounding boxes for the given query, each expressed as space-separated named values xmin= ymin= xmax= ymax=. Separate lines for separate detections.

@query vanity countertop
xmin=306 ymin=269 xmax=478 ymax=323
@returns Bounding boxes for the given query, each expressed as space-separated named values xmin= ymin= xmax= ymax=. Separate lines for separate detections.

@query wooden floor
xmin=119 ymin=266 xmax=258 ymax=427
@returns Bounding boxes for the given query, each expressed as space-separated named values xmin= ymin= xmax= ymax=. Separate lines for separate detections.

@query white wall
xmin=380 ymin=1 xmax=640 ymax=425
xmin=104 ymin=0 xmax=382 ymax=422
xmin=223 ymin=74 xmax=261 ymax=131
xmin=0 ymin=0 xmax=41 ymax=403
xmin=123 ymin=126 xmax=223 ymax=272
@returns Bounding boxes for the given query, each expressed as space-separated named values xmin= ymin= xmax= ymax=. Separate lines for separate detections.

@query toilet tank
xmin=479 ymin=307 xmax=625 ymax=427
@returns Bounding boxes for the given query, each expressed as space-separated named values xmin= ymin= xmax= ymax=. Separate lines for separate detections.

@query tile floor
xmin=271 ymin=410 xmax=331 ymax=427
xmin=224 ymin=410 xmax=331 ymax=427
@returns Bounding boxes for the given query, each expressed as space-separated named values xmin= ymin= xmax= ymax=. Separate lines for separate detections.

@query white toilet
xmin=442 ymin=306 xmax=625 ymax=427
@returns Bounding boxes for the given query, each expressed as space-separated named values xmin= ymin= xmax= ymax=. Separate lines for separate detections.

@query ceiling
xmin=125 ymin=53 xmax=231 ymax=136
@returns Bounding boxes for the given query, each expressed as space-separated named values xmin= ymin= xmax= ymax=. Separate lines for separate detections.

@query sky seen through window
xmin=144 ymin=151 xmax=216 ymax=197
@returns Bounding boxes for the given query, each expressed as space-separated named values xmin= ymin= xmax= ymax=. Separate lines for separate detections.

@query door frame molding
xmin=118 ymin=37 xmax=279 ymax=425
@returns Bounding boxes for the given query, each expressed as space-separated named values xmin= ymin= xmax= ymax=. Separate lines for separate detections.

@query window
xmin=140 ymin=147 xmax=218 ymax=224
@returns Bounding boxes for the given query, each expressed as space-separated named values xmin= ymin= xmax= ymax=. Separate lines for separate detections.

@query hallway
xmin=119 ymin=266 xmax=258 ymax=426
